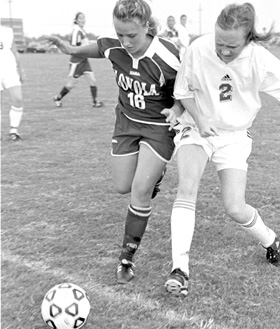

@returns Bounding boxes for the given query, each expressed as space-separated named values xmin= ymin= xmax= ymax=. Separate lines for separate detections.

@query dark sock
xmin=90 ymin=86 xmax=97 ymax=102
xmin=58 ymin=87 xmax=70 ymax=100
xmin=119 ymin=205 xmax=152 ymax=261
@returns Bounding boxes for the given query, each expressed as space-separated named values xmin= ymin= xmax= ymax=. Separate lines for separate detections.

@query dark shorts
xmin=112 ymin=107 xmax=176 ymax=162
xmin=68 ymin=60 xmax=92 ymax=78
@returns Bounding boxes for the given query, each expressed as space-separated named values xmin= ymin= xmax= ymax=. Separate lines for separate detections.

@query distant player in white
xmin=0 ymin=25 xmax=24 ymax=141
xmin=164 ymin=3 xmax=280 ymax=297
xmin=158 ymin=16 xmax=180 ymax=48
xmin=176 ymin=14 xmax=190 ymax=59
xmin=53 ymin=12 xmax=102 ymax=108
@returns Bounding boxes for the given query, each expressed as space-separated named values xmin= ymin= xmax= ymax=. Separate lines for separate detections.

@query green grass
xmin=1 ymin=48 xmax=280 ymax=329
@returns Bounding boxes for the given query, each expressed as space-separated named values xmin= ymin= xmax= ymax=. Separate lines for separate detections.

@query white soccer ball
xmin=41 ymin=283 xmax=91 ymax=329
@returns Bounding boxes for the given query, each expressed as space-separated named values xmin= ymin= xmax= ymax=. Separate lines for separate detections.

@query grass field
xmin=1 ymin=48 xmax=280 ymax=329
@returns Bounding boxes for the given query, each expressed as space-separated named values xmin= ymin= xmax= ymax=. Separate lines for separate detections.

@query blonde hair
xmin=113 ymin=0 xmax=158 ymax=36
xmin=217 ymin=3 xmax=273 ymax=44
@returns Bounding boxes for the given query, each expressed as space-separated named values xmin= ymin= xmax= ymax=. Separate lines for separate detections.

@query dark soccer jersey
xmin=97 ymin=35 xmax=180 ymax=125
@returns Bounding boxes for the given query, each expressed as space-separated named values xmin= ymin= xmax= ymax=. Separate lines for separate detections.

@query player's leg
xmin=7 ymin=85 xmax=23 ymax=140
xmin=53 ymin=63 xmax=78 ymax=107
xmin=165 ymin=144 xmax=208 ymax=296
xmin=84 ymin=71 xmax=103 ymax=108
xmin=113 ymin=118 xmax=175 ymax=283
xmin=219 ymin=168 xmax=279 ymax=266
xmin=115 ymin=143 xmax=167 ymax=283
xmin=112 ymin=152 xmax=138 ymax=194
xmin=215 ymin=130 xmax=279 ymax=266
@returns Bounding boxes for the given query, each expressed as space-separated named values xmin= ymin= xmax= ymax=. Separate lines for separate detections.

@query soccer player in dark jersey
xmin=46 ymin=0 xmax=182 ymax=284
xmin=53 ymin=12 xmax=102 ymax=108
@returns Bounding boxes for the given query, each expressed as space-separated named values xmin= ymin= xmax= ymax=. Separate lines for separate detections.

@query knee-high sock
xmin=9 ymin=106 xmax=23 ymax=132
xmin=240 ymin=207 xmax=276 ymax=248
xmin=90 ymin=86 xmax=97 ymax=102
xmin=58 ymin=86 xmax=70 ymax=100
xmin=119 ymin=204 xmax=151 ymax=261
xmin=171 ymin=199 xmax=196 ymax=276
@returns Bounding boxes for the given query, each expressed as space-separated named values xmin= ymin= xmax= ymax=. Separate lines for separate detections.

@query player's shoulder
xmin=243 ymin=41 xmax=276 ymax=60
xmin=249 ymin=41 xmax=272 ymax=55
xmin=189 ymin=33 xmax=212 ymax=49
xmin=151 ymin=36 xmax=180 ymax=72
xmin=157 ymin=36 xmax=179 ymax=56
xmin=184 ymin=33 xmax=213 ymax=62
xmin=97 ymin=33 xmax=122 ymax=54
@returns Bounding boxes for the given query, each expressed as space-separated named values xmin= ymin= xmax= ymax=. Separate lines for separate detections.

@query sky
xmin=0 ymin=0 xmax=279 ymax=38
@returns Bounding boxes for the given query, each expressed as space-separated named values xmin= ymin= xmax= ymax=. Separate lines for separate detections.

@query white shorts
xmin=0 ymin=67 xmax=21 ymax=91
xmin=173 ymin=123 xmax=252 ymax=171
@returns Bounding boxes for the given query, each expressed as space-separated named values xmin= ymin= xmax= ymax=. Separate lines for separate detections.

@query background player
xmin=46 ymin=0 xmax=181 ymax=284
xmin=158 ymin=16 xmax=180 ymax=48
xmin=177 ymin=14 xmax=190 ymax=59
xmin=165 ymin=3 xmax=280 ymax=297
xmin=53 ymin=12 xmax=102 ymax=108
xmin=0 ymin=25 xmax=24 ymax=141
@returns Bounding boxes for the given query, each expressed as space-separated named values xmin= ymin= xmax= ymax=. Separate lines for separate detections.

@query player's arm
xmin=174 ymin=49 xmax=218 ymax=137
xmin=161 ymin=99 xmax=184 ymax=130
xmin=180 ymin=98 xmax=218 ymax=137
xmin=70 ymin=41 xmax=102 ymax=58
xmin=45 ymin=36 xmax=102 ymax=58
xmin=11 ymin=39 xmax=24 ymax=82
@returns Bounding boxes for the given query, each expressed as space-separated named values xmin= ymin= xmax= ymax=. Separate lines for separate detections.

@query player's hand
xmin=44 ymin=35 xmax=72 ymax=55
xmin=161 ymin=108 xmax=178 ymax=130
xmin=196 ymin=120 xmax=219 ymax=137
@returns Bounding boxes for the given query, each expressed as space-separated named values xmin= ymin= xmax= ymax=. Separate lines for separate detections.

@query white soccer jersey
xmin=174 ymin=33 xmax=280 ymax=130
xmin=0 ymin=26 xmax=17 ymax=73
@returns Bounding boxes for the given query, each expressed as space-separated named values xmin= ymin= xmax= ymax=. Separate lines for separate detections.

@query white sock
xmin=240 ymin=207 xmax=276 ymax=248
xmin=171 ymin=199 xmax=196 ymax=277
xmin=9 ymin=106 xmax=23 ymax=132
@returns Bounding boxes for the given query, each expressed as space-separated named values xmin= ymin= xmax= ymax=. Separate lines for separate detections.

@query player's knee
xmin=131 ymin=183 xmax=153 ymax=201
xmin=66 ymin=79 xmax=76 ymax=90
xmin=65 ymin=84 xmax=74 ymax=90
xmin=224 ymin=202 xmax=243 ymax=220
xmin=12 ymin=99 xmax=23 ymax=108
xmin=115 ymin=184 xmax=131 ymax=195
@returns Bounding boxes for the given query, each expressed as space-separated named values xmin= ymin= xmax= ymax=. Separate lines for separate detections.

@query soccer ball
xmin=41 ymin=283 xmax=91 ymax=329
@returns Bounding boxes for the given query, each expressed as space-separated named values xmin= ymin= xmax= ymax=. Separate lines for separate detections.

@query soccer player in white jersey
xmin=175 ymin=14 xmax=190 ymax=60
xmin=164 ymin=3 xmax=280 ymax=297
xmin=53 ymin=12 xmax=102 ymax=108
xmin=46 ymin=0 xmax=182 ymax=284
xmin=0 ymin=25 xmax=24 ymax=141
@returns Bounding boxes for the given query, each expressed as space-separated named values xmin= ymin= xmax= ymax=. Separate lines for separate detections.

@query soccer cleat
xmin=53 ymin=96 xmax=62 ymax=107
xmin=152 ymin=168 xmax=166 ymax=199
xmin=9 ymin=132 xmax=22 ymax=141
xmin=92 ymin=100 xmax=103 ymax=108
xmin=266 ymin=237 xmax=280 ymax=267
xmin=165 ymin=268 xmax=189 ymax=297
xmin=116 ymin=259 xmax=135 ymax=284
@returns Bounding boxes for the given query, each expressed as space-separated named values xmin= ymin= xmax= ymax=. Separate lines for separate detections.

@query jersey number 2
xmin=219 ymin=83 xmax=233 ymax=102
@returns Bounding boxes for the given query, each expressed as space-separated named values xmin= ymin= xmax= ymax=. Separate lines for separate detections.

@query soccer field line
xmin=2 ymin=250 xmax=206 ymax=326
